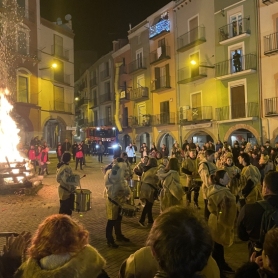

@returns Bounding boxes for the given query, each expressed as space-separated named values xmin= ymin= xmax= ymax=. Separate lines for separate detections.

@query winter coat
xmin=97 ymin=144 xmax=105 ymax=154
xmin=139 ymin=166 xmax=159 ymax=203
xmin=157 ymin=169 xmax=184 ymax=212
xmin=104 ymin=161 xmax=131 ymax=220
xmin=56 ymin=164 xmax=80 ymax=200
xmin=207 ymin=185 xmax=237 ymax=246
xmin=120 ymin=246 xmax=220 ymax=278
xmin=125 ymin=146 xmax=135 ymax=158
xmin=223 ymin=164 xmax=241 ymax=196
xmin=14 ymin=245 xmax=106 ymax=278
xmin=28 ymin=149 xmax=36 ymax=160
xmin=75 ymin=148 xmax=83 ymax=159
xmin=198 ymin=159 xmax=217 ymax=199
xmin=182 ymin=157 xmax=201 ymax=187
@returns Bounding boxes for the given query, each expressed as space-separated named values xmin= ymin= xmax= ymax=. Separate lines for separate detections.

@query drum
xmin=73 ymin=189 xmax=91 ymax=212
xmin=132 ymin=180 xmax=140 ymax=199
xmin=120 ymin=204 xmax=136 ymax=217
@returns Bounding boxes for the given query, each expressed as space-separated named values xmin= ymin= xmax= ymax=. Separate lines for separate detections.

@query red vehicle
xmin=85 ymin=126 xmax=118 ymax=155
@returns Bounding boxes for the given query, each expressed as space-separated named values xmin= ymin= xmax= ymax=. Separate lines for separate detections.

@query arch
xmin=157 ymin=132 xmax=176 ymax=153
xmin=156 ymin=131 xmax=177 ymax=147
xmin=16 ymin=67 xmax=32 ymax=76
xmin=223 ymin=124 xmax=260 ymax=144
xmin=184 ymin=129 xmax=217 ymax=143
xmin=271 ymin=126 xmax=278 ymax=145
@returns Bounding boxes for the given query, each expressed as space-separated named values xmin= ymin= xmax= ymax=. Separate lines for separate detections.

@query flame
xmin=0 ymin=89 xmax=25 ymax=162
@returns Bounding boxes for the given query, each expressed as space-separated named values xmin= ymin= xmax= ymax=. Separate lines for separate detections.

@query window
xmin=106 ymin=106 xmax=112 ymax=125
xmin=54 ymin=86 xmax=64 ymax=111
xmin=17 ymin=75 xmax=28 ymax=102
xmin=189 ymin=16 xmax=198 ymax=43
xmin=190 ymin=52 xmax=200 ymax=78
xmin=136 ymin=48 xmax=143 ymax=68
xmin=53 ymin=60 xmax=64 ymax=83
xmin=54 ymin=34 xmax=64 ymax=58
xmin=160 ymin=101 xmax=169 ymax=124
xmin=17 ymin=25 xmax=29 ymax=55
xmin=190 ymin=92 xmax=201 ymax=121
xmin=228 ymin=42 xmax=244 ymax=73
xmin=17 ymin=0 xmax=25 ymax=8
xmin=154 ymin=64 xmax=170 ymax=89
xmin=93 ymin=110 xmax=98 ymax=125
xmin=230 ymin=13 xmax=242 ymax=37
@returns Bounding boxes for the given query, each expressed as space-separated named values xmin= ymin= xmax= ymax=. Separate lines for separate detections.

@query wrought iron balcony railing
xmin=51 ymin=45 xmax=70 ymax=60
xmin=130 ymin=87 xmax=149 ymax=101
xmin=215 ymin=102 xmax=258 ymax=121
xmin=120 ymin=90 xmax=130 ymax=101
xmin=53 ymin=74 xmax=71 ymax=85
xmin=100 ymin=68 xmax=111 ymax=81
xmin=98 ymin=117 xmax=114 ymax=126
xmin=16 ymin=46 xmax=41 ymax=60
xmin=128 ymin=58 xmax=147 ymax=73
xmin=78 ymin=118 xmax=88 ymax=126
xmin=99 ymin=92 xmax=112 ymax=103
xmin=264 ymin=32 xmax=278 ymax=56
xmin=178 ymin=65 xmax=207 ymax=84
xmin=215 ymin=53 xmax=256 ymax=77
xmin=152 ymin=112 xmax=175 ymax=125
xmin=50 ymin=101 xmax=73 ymax=113
xmin=128 ymin=114 xmax=152 ymax=127
xmin=90 ymin=97 xmax=98 ymax=108
xmin=151 ymin=75 xmax=171 ymax=91
xmin=219 ymin=17 xmax=250 ymax=43
xmin=180 ymin=106 xmax=212 ymax=123
xmin=150 ymin=46 xmax=170 ymax=64
xmin=264 ymin=97 xmax=278 ymax=116
xmin=177 ymin=26 xmax=206 ymax=52
xmin=149 ymin=19 xmax=170 ymax=39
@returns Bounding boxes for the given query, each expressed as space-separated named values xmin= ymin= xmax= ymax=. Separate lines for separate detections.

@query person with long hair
xmin=14 ymin=214 xmax=108 ymax=278
xmin=157 ymin=157 xmax=184 ymax=212
xmin=138 ymin=157 xmax=159 ymax=227
xmin=207 ymin=170 xmax=237 ymax=277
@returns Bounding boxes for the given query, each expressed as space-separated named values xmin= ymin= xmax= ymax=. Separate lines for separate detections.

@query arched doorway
xmin=157 ymin=133 xmax=175 ymax=153
xmin=228 ymin=128 xmax=257 ymax=146
xmin=43 ymin=119 xmax=66 ymax=148
xmin=139 ymin=132 xmax=150 ymax=149
xmin=123 ymin=134 xmax=131 ymax=149
xmin=187 ymin=131 xmax=214 ymax=148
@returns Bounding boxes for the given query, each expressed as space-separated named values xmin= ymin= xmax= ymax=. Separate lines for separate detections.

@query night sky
xmin=40 ymin=0 xmax=171 ymax=56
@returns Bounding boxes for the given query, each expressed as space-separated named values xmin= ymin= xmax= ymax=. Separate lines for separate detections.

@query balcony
xmin=152 ymin=112 xmax=175 ymax=126
xmin=100 ymin=68 xmax=110 ymax=81
xmin=90 ymin=77 xmax=98 ymax=87
xmin=50 ymin=101 xmax=73 ymax=114
xmin=128 ymin=114 xmax=152 ymax=127
xmin=215 ymin=53 xmax=256 ymax=80
xmin=78 ymin=118 xmax=88 ymax=126
xmin=98 ymin=117 xmax=114 ymax=126
xmin=265 ymin=97 xmax=278 ymax=116
xmin=150 ymin=46 xmax=170 ymax=65
xmin=51 ymin=45 xmax=70 ymax=61
xmin=264 ymin=32 xmax=278 ymax=56
xmin=178 ymin=65 xmax=207 ymax=84
xmin=16 ymin=46 xmax=41 ymax=60
xmin=121 ymin=117 xmax=131 ymax=128
xmin=120 ymin=90 xmax=130 ymax=102
xmin=99 ymin=92 xmax=112 ymax=104
xmin=215 ymin=102 xmax=258 ymax=121
xmin=129 ymin=87 xmax=149 ymax=101
xmin=149 ymin=19 xmax=170 ymax=39
xmin=90 ymin=97 xmax=98 ymax=109
xmin=53 ymin=74 xmax=71 ymax=85
xmin=177 ymin=26 xmax=206 ymax=52
xmin=179 ymin=106 xmax=212 ymax=125
xmin=128 ymin=58 xmax=147 ymax=74
xmin=151 ymin=75 xmax=171 ymax=92
xmin=219 ymin=18 xmax=250 ymax=45
xmin=119 ymin=64 xmax=127 ymax=75
xmin=78 ymin=98 xmax=89 ymax=107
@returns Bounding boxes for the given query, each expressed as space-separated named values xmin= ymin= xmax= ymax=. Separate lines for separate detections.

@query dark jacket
xmin=237 ymin=195 xmax=278 ymax=242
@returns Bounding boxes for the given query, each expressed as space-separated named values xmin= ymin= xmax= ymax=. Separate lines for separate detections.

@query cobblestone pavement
xmin=0 ymin=154 xmax=249 ymax=277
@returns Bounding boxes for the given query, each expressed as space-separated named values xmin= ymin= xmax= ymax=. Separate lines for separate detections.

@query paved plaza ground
xmin=0 ymin=153 xmax=249 ymax=277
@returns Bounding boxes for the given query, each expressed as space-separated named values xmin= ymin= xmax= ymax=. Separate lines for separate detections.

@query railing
xmin=219 ymin=17 xmax=250 ymax=43
xmin=151 ymin=75 xmax=171 ymax=91
xmin=16 ymin=46 xmax=41 ymax=60
xmin=215 ymin=53 xmax=256 ymax=77
xmin=121 ymin=117 xmax=130 ymax=128
xmin=120 ymin=90 xmax=130 ymax=101
xmin=99 ymin=92 xmax=112 ymax=103
xmin=264 ymin=32 xmax=278 ymax=56
xmin=78 ymin=118 xmax=88 ymax=126
xmin=130 ymin=87 xmax=149 ymax=101
xmin=100 ymin=68 xmax=110 ymax=80
xmin=177 ymin=26 xmax=206 ymax=51
xmin=128 ymin=58 xmax=147 ymax=73
xmin=119 ymin=64 xmax=127 ymax=75
xmin=51 ymin=101 xmax=73 ymax=113
xmin=215 ymin=102 xmax=258 ymax=120
xmin=128 ymin=115 xmax=152 ymax=127
xmin=90 ymin=77 xmax=98 ymax=87
xmin=51 ymin=45 xmax=70 ymax=60
xmin=78 ymin=98 xmax=89 ymax=106
xmin=152 ymin=112 xmax=175 ymax=125
xmin=178 ymin=65 xmax=207 ymax=84
xmin=91 ymin=97 xmax=98 ymax=108
xmin=150 ymin=46 xmax=170 ymax=64
xmin=98 ymin=118 xmax=114 ymax=126
xmin=265 ymin=97 xmax=278 ymax=116
xmin=183 ymin=106 xmax=212 ymax=122
xmin=53 ymin=74 xmax=70 ymax=85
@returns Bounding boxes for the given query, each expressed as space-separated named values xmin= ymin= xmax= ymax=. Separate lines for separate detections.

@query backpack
xmin=257 ymin=200 xmax=278 ymax=244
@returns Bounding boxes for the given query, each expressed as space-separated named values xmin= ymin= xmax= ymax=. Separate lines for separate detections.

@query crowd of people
xmin=5 ymin=137 xmax=278 ymax=277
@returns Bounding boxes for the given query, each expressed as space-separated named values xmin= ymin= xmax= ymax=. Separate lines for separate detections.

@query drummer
xmin=104 ymin=157 xmax=131 ymax=248
xmin=56 ymin=152 xmax=80 ymax=215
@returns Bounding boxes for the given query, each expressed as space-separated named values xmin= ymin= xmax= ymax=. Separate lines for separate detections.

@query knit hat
xmin=62 ymin=152 xmax=71 ymax=163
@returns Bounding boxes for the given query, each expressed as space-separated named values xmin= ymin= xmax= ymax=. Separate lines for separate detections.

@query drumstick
xmin=80 ymin=174 xmax=86 ymax=179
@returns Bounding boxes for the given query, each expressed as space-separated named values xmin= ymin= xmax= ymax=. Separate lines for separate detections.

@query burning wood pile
xmin=0 ymin=89 xmax=40 ymax=194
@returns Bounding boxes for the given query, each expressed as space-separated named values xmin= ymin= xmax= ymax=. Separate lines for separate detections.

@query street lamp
xmin=39 ymin=63 xmax=58 ymax=70
xmin=190 ymin=60 xmax=215 ymax=69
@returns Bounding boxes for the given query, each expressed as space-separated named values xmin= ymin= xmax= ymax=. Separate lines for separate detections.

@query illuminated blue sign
xmin=149 ymin=19 xmax=170 ymax=38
